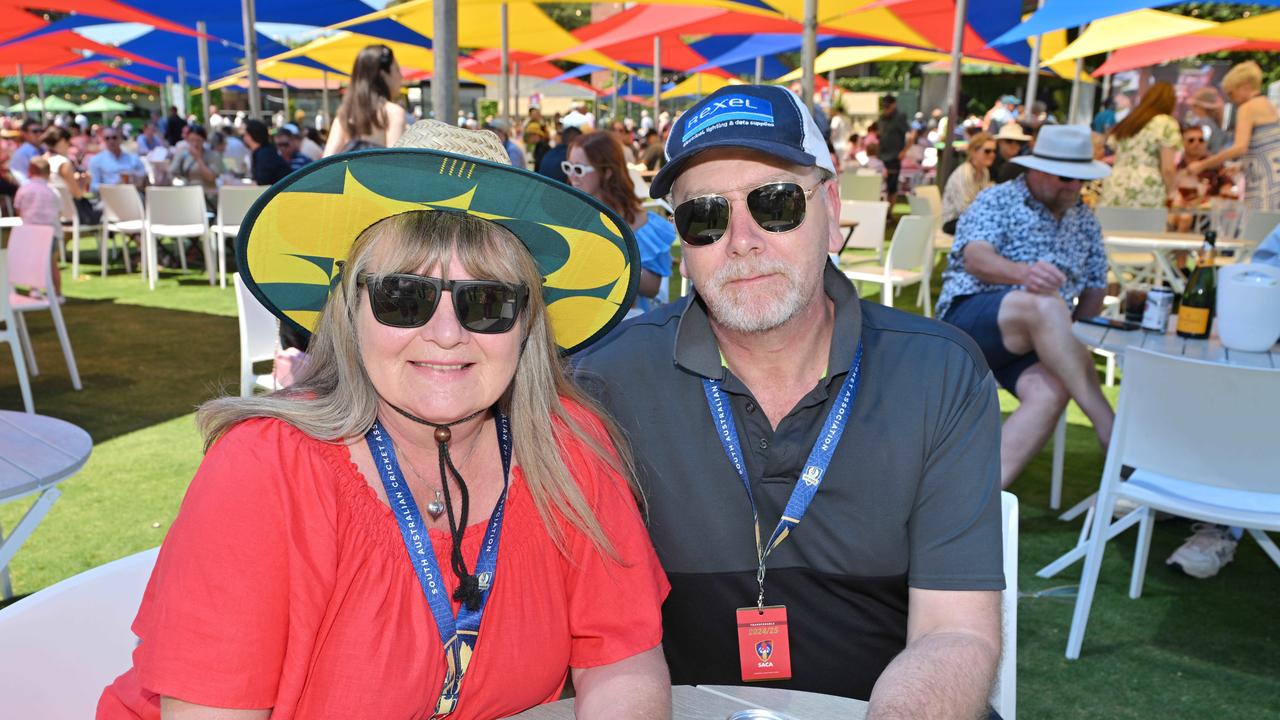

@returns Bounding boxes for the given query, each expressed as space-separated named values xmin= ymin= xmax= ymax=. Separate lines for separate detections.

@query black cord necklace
xmin=383 ymin=401 xmax=490 ymax=611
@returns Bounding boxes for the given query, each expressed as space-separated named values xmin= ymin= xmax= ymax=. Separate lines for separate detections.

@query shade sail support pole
xmin=197 ymin=21 xmax=211 ymax=123
xmin=240 ymin=0 xmax=261 ymax=119
xmin=321 ymin=69 xmax=331 ymax=129
xmin=755 ymin=56 xmax=764 ymax=85
xmin=500 ymin=3 xmax=510 ymax=121
xmin=1068 ymin=57 xmax=1083 ymax=125
xmin=433 ymin=0 xmax=459 ymax=123
xmin=16 ymin=65 xmax=27 ymax=121
xmin=1024 ymin=0 xmax=1044 ymax=107
xmin=653 ymin=36 xmax=661 ymax=119
xmin=802 ymin=0 xmax=817 ymax=108
xmin=177 ymin=55 xmax=189 ymax=117
xmin=513 ymin=62 xmax=520 ymax=118
xmin=36 ymin=75 xmax=47 ymax=123
xmin=939 ymin=0 xmax=969 ymax=188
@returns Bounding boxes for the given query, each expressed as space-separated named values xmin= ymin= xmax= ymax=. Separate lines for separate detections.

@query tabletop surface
xmin=508 ymin=684 xmax=867 ymax=720
xmin=1103 ymin=231 xmax=1245 ymax=250
xmin=0 ymin=411 xmax=93 ymax=501
xmin=1073 ymin=320 xmax=1279 ymax=368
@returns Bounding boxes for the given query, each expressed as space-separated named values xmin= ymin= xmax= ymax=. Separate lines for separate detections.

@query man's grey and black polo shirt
xmin=576 ymin=262 xmax=1004 ymax=701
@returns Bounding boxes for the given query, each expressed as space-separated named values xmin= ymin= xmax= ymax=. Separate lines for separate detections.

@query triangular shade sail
xmin=1092 ymin=36 xmax=1280 ymax=77
xmin=1041 ymin=9 xmax=1217 ymax=65
xmin=328 ymin=0 xmax=632 ymax=74
xmin=254 ymin=31 xmax=486 ymax=84
xmin=989 ymin=0 xmax=1280 ymax=47
xmin=0 ymin=0 xmax=200 ymax=38
xmin=660 ymin=73 xmax=743 ymax=99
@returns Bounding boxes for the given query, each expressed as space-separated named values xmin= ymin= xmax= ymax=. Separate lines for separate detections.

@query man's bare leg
xmin=997 ymin=291 xmax=1114 ymax=446
xmin=1001 ymin=363 xmax=1069 ymax=488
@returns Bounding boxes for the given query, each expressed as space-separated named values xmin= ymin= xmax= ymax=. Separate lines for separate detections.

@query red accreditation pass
xmin=736 ymin=605 xmax=791 ymax=682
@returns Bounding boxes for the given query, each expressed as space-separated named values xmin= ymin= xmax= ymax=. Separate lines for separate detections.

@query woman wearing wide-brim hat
xmin=98 ymin=122 xmax=672 ymax=720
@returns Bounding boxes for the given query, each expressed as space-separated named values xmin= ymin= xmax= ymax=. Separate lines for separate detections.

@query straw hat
xmin=234 ymin=120 xmax=639 ymax=354
xmin=994 ymin=123 xmax=1032 ymax=142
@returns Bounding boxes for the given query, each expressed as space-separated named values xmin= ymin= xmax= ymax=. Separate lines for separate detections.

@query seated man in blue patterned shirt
xmin=936 ymin=125 xmax=1116 ymax=489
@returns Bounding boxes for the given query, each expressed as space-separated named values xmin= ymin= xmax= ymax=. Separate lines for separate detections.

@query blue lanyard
xmin=702 ymin=343 xmax=863 ymax=608
xmin=365 ymin=413 xmax=513 ymax=719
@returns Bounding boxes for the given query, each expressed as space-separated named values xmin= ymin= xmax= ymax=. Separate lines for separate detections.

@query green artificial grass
xmin=0 ymin=252 xmax=1276 ymax=718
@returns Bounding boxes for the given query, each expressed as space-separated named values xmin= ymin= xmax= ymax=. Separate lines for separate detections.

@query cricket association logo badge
xmin=755 ymin=640 xmax=774 ymax=666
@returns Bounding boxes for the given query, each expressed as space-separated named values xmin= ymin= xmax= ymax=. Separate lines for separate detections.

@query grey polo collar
xmin=673 ymin=261 xmax=863 ymax=385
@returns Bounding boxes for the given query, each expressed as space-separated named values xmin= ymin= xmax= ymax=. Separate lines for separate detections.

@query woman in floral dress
xmin=1098 ymin=82 xmax=1182 ymax=209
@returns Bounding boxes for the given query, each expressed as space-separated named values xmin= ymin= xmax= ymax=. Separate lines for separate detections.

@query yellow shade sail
xmin=660 ymin=73 xmax=743 ymax=99
xmin=1211 ymin=10 xmax=1280 ymax=41
xmin=776 ymin=45 xmax=1030 ymax=82
xmin=1042 ymin=9 xmax=1218 ymax=66
xmin=328 ymin=0 xmax=632 ymax=74
xmin=258 ymin=31 xmax=487 ymax=84
xmin=764 ymin=0 xmax=930 ymax=47
xmin=1037 ymin=28 xmax=1095 ymax=85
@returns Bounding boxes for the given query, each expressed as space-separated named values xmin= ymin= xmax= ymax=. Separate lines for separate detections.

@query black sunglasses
xmin=358 ymin=273 xmax=529 ymax=334
xmin=674 ymin=181 xmax=823 ymax=246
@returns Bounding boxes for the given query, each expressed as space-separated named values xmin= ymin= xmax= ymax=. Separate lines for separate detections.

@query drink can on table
xmin=1142 ymin=288 xmax=1175 ymax=331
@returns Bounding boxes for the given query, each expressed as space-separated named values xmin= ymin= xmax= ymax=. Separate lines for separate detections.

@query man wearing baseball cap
xmin=936 ymin=124 xmax=1115 ymax=490
xmin=578 ymin=85 xmax=1004 ymax=716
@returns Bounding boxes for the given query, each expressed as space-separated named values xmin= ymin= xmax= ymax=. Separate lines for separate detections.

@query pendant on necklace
xmin=426 ymin=490 xmax=446 ymax=520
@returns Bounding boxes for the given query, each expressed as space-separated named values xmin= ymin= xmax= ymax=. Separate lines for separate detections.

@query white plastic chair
xmin=912 ymin=184 xmax=953 ymax=259
xmin=844 ymin=215 xmax=934 ymax=316
xmin=1238 ymin=209 xmax=1280 ymax=260
xmin=837 ymin=200 xmax=888 ymax=264
xmin=839 ymin=172 xmax=882 ymax=202
xmin=1096 ymin=205 xmax=1164 ymax=288
xmin=1065 ymin=349 xmax=1280 ymax=659
xmin=991 ymin=491 xmax=1019 ymax=720
xmin=8 ymin=225 xmax=81 ymax=391
xmin=234 ymin=273 xmax=280 ymax=396
xmin=0 ymin=251 xmax=34 ymax=413
xmin=144 ymin=186 xmax=211 ymax=290
xmin=98 ymin=184 xmax=143 ymax=278
xmin=211 ymin=185 xmax=266 ymax=289
xmin=0 ymin=547 xmax=159 ymax=718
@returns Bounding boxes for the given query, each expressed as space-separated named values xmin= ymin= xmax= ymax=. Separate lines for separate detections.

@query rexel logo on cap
xmin=649 ymin=84 xmax=835 ymax=199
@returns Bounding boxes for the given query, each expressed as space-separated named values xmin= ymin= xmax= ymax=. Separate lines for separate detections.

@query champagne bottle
xmin=1176 ymin=230 xmax=1217 ymax=339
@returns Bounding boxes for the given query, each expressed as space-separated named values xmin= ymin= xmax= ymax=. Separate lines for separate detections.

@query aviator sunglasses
xmin=357 ymin=273 xmax=529 ymax=334
xmin=673 ymin=181 xmax=824 ymax=246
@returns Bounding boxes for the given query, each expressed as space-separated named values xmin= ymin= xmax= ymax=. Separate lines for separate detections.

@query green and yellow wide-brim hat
xmin=235 ymin=128 xmax=639 ymax=355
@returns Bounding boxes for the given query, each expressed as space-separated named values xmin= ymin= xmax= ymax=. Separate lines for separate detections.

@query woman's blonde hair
xmin=199 ymin=210 xmax=638 ymax=559
xmin=1223 ymin=61 xmax=1263 ymax=94
xmin=967 ymin=131 xmax=994 ymax=167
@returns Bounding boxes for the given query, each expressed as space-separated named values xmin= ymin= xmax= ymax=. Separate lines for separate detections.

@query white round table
xmin=0 ymin=411 xmax=93 ymax=597
xmin=507 ymin=684 xmax=867 ymax=719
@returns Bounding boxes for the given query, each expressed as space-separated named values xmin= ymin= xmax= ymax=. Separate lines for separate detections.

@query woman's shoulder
xmin=208 ymin=416 xmax=342 ymax=470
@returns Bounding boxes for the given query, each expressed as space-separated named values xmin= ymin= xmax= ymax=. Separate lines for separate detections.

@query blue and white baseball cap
xmin=649 ymin=84 xmax=836 ymax=199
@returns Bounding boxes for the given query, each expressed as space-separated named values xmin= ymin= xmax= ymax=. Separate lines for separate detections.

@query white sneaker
xmin=1166 ymin=524 xmax=1237 ymax=579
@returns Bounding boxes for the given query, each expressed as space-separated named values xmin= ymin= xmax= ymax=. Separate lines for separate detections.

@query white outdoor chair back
xmin=628 ymin=166 xmax=651 ymax=200
xmin=1110 ymin=349 xmax=1278 ymax=494
xmin=991 ymin=491 xmax=1018 ymax=720
xmin=7 ymin=224 xmax=82 ymax=390
xmin=1240 ymin=209 xmax=1280 ymax=247
xmin=8 ymin=223 xmax=55 ymax=290
xmin=913 ymin=184 xmax=943 ymax=218
xmin=216 ymin=185 xmax=266 ymax=231
xmin=234 ymin=273 xmax=280 ymax=396
xmin=838 ymin=200 xmax=889 ymax=254
xmin=0 ymin=248 xmax=35 ymax=412
xmin=54 ymin=184 xmax=79 ymax=227
xmin=0 ymin=547 xmax=159 ymax=719
xmin=99 ymin=184 xmax=144 ymax=224
xmin=1095 ymin=206 xmax=1167 ymax=234
xmin=885 ymin=214 xmax=932 ymax=273
xmin=839 ymin=172 xmax=882 ymax=202
xmin=145 ymin=185 xmax=207 ymax=228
